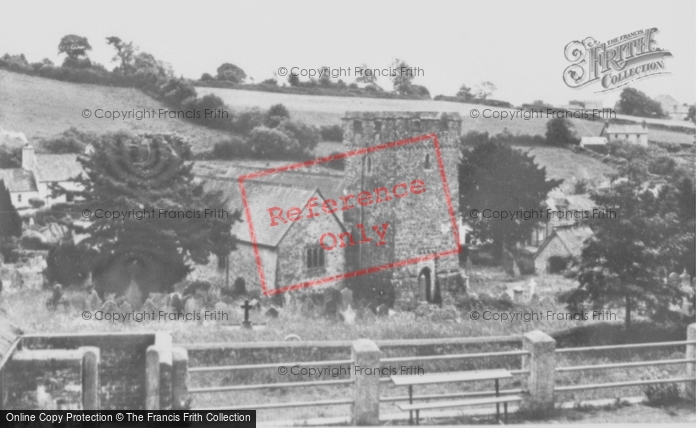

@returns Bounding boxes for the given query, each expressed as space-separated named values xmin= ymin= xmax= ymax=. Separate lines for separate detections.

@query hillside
xmin=0 ymin=70 xmax=230 ymax=151
xmin=198 ymin=87 xmax=695 ymax=145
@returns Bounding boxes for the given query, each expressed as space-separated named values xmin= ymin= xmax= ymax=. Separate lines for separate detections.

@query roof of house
xmin=536 ymin=225 xmax=594 ymax=259
xmin=654 ymin=94 xmax=679 ymax=106
xmin=0 ymin=168 xmax=37 ymax=192
xmin=34 ymin=154 xmax=83 ymax=183
xmin=580 ymin=137 xmax=608 ymax=146
xmin=601 ymin=123 xmax=648 ymax=135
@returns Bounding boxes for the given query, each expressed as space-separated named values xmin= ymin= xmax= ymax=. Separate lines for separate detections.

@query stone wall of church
xmin=341 ymin=112 xmax=464 ymax=308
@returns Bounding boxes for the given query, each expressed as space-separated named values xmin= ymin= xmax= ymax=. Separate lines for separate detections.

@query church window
xmin=374 ymin=121 xmax=382 ymax=133
xmin=353 ymin=120 xmax=362 ymax=133
xmin=423 ymin=153 xmax=431 ymax=170
xmin=306 ymin=246 xmax=325 ymax=270
xmin=365 ymin=156 xmax=373 ymax=176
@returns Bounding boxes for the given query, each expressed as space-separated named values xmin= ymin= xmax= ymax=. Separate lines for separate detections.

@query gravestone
xmin=528 ymin=278 xmax=537 ymax=300
xmin=376 ymin=304 xmax=389 ymax=317
xmin=513 ymin=286 xmax=525 ymax=304
xmin=124 ymin=279 xmax=143 ymax=310
xmin=265 ymin=306 xmax=280 ymax=318
xmin=339 ymin=306 xmax=356 ymax=325
xmin=340 ymin=288 xmax=353 ymax=311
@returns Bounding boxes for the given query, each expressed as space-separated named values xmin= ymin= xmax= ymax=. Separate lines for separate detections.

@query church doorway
xmin=418 ymin=267 xmax=440 ymax=304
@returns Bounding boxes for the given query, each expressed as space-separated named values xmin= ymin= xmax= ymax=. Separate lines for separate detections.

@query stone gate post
xmin=351 ymin=339 xmax=380 ymax=425
xmin=522 ymin=330 xmax=556 ymax=416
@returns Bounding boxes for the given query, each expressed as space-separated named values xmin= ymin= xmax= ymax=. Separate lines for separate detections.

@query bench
xmin=398 ymin=395 xmax=523 ymax=425
xmin=390 ymin=369 xmax=519 ymax=425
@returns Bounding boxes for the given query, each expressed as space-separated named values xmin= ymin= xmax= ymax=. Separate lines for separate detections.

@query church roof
xmin=535 ymin=225 xmax=594 ymax=259
xmin=0 ymin=168 xmax=37 ymax=192
xmin=601 ymin=123 xmax=648 ymax=135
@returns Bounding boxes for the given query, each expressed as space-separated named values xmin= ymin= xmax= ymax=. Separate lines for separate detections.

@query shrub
xmin=648 ymin=155 xmax=677 ymax=175
xmin=545 ymin=117 xmax=579 ymax=146
xmin=180 ymin=94 xmax=229 ymax=129
xmin=264 ymin=103 xmax=291 ymax=128
xmin=0 ymin=146 xmax=22 ymax=168
xmin=320 ymin=151 xmax=345 ymax=171
xmin=320 ymin=124 xmax=344 ymax=142
xmin=45 ymin=241 xmax=91 ymax=286
xmin=348 ymin=83 xmax=358 ymax=89
xmin=261 ymin=78 xmax=277 ymax=86
xmin=230 ymin=108 xmax=265 ymax=135
xmin=41 ymin=127 xmax=100 ymax=154
xmin=221 ymin=277 xmax=247 ymax=299
xmin=210 ymin=136 xmax=249 ymax=160
xmin=348 ymin=269 xmax=395 ymax=308
xmin=249 ymin=126 xmax=299 ymax=159
xmin=200 ymin=73 xmax=214 ymax=81
xmin=277 ymin=120 xmax=320 ymax=153
xmin=160 ymin=78 xmax=197 ymax=106
xmin=28 ymin=198 xmax=45 ymax=209
xmin=642 ymin=372 xmax=682 ymax=406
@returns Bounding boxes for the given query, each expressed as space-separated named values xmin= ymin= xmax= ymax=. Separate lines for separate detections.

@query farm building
xmin=655 ymin=94 xmax=690 ymax=121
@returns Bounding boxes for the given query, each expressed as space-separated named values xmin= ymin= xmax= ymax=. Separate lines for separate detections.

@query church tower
xmin=341 ymin=111 xmax=463 ymax=308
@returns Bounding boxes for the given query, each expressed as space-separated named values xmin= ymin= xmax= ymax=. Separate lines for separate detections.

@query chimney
xmin=22 ymin=144 xmax=34 ymax=171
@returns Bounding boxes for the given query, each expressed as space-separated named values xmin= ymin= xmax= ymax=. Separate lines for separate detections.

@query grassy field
xmin=197 ymin=86 xmax=696 ymax=144
xmin=0 ymin=70 xmax=230 ymax=151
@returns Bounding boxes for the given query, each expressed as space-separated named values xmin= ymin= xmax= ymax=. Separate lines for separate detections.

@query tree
xmin=617 ymin=87 xmax=665 ymax=118
xmin=355 ymin=64 xmax=377 ymax=85
xmin=287 ymin=73 xmax=300 ymax=86
xmin=59 ymin=132 xmax=239 ymax=297
xmin=0 ymin=180 xmax=22 ymax=238
xmin=545 ymin=117 xmax=579 ymax=147
xmin=58 ymin=34 xmax=92 ymax=60
xmin=390 ymin=59 xmax=415 ymax=94
xmin=474 ymin=81 xmax=496 ymax=99
xmin=564 ymin=176 xmax=693 ymax=329
xmin=687 ymin=104 xmax=696 ymax=123
xmin=0 ymin=146 xmax=22 ymax=168
xmin=459 ymin=138 xmax=561 ymax=262
xmin=318 ymin=66 xmax=332 ymax=87
xmin=216 ymin=63 xmax=247 ymax=83
xmin=456 ymin=85 xmax=474 ymax=101
xmin=106 ymin=36 xmax=136 ymax=74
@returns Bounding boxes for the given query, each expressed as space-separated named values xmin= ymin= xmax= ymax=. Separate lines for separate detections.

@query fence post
xmin=351 ymin=339 xmax=380 ymax=426
xmin=145 ymin=345 xmax=161 ymax=410
xmin=686 ymin=323 xmax=696 ymax=398
xmin=522 ymin=330 xmax=556 ymax=417
xmin=79 ymin=347 xmax=100 ymax=410
xmin=171 ymin=347 xmax=189 ymax=409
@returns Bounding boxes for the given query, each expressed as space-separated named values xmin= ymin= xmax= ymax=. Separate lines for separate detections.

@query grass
xmin=2 ymin=266 xmax=692 ymax=422
xmin=0 ymin=69 xmax=230 ymax=152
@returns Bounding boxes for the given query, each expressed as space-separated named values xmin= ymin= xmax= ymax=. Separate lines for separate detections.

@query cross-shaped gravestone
xmin=241 ymin=300 xmax=253 ymax=329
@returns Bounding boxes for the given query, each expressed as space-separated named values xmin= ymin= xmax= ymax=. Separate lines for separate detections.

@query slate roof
xmin=601 ymin=124 xmax=648 ymax=135
xmin=536 ymin=226 xmax=594 ymax=259
xmin=0 ymin=168 xmax=37 ymax=192
xmin=580 ymin=137 xmax=608 ymax=146
xmin=34 ymin=154 xmax=83 ymax=182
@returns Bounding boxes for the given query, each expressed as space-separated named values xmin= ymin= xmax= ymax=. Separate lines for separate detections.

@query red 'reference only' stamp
xmin=238 ymin=133 xmax=460 ymax=296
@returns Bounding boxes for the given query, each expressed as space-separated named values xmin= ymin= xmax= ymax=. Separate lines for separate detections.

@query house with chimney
xmin=0 ymin=144 xmax=83 ymax=210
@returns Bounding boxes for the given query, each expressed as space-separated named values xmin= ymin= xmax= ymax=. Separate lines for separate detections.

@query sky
xmin=0 ymin=0 xmax=695 ymax=107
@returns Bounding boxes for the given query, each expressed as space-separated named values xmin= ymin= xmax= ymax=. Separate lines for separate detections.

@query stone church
xmin=196 ymin=111 xmax=465 ymax=308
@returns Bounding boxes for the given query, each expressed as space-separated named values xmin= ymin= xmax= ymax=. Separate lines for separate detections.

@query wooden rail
xmin=380 ymin=349 xmax=528 ymax=364
xmin=189 ymin=359 xmax=353 ymax=373
xmin=554 ymin=377 xmax=696 ymax=392
xmin=379 ymin=388 xmax=527 ymax=403
xmin=556 ymin=358 xmax=695 ymax=372
xmin=190 ymin=378 xmax=353 ymax=393
xmin=556 ymin=340 xmax=695 ymax=353
xmin=194 ymin=398 xmax=354 ymax=411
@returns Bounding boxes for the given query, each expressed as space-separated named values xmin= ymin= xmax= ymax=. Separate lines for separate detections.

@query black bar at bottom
xmin=1 ymin=410 xmax=256 ymax=427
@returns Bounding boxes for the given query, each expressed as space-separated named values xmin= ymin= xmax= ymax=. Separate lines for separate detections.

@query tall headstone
xmin=340 ymin=288 xmax=354 ymax=311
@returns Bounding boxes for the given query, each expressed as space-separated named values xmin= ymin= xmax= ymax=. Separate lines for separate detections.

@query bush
xmin=45 ymin=241 xmax=91 ymax=286
xmin=28 ymin=198 xmax=45 ymax=209
xmin=277 ymin=120 xmax=320 ymax=153
xmin=648 ymin=155 xmax=677 ymax=175
xmin=230 ymin=108 xmax=265 ymax=135
xmin=642 ymin=371 xmax=683 ymax=406
xmin=210 ymin=136 xmax=249 ymax=160
xmin=40 ymin=127 xmax=100 ymax=154
xmin=200 ymin=73 xmax=214 ymax=81
xmin=249 ymin=127 xmax=299 ymax=159
xmin=545 ymin=117 xmax=579 ymax=147
xmin=320 ymin=151 xmax=345 ymax=171
xmin=320 ymin=124 xmax=344 ymax=142
xmin=261 ymin=78 xmax=277 ymax=86
xmin=264 ymin=103 xmax=291 ymax=128
xmin=180 ymin=94 xmax=229 ymax=129
xmin=160 ymin=78 xmax=197 ymax=106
